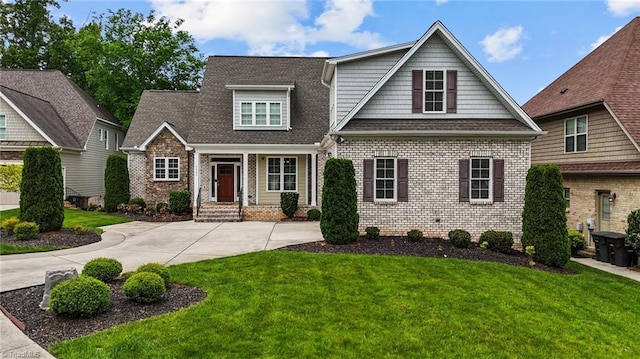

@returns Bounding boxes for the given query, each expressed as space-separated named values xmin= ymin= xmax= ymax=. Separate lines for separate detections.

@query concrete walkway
xmin=1 ymin=220 xmax=323 ymax=358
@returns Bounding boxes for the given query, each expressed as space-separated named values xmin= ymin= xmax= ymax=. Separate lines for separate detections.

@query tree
xmin=320 ymin=158 xmax=359 ymax=245
xmin=104 ymin=154 xmax=130 ymax=212
xmin=19 ymin=147 xmax=64 ymax=232
xmin=521 ymin=164 xmax=570 ymax=267
xmin=75 ymin=9 xmax=206 ymax=127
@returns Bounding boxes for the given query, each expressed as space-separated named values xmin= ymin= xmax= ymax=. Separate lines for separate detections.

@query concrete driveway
xmin=0 ymin=221 xmax=323 ymax=292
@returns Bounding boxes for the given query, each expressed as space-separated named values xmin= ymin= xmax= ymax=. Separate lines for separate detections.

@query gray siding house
xmin=0 ymin=70 xmax=124 ymax=205
xmin=124 ymin=21 xmax=542 ymax=241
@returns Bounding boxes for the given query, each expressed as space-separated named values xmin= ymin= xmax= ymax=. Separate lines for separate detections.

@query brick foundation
xmin=242 ymin=205 xmax=318 ymax=221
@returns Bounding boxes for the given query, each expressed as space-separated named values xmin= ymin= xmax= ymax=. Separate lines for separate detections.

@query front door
xmin=217 ymin=164 xmax=235 ymax=202
xmin=597 ymin=191 xmax=611 ymax=232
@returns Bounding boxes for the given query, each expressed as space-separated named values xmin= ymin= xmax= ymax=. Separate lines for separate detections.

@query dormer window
xmin=241 ymin=102 xmax=282 ymax=126
xmin=227 ymin=83 xmax=294 ymax=131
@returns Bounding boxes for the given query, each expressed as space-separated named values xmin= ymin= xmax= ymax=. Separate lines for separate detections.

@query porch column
xmin=242 ymin=152 xmax=249 ymax=206
xmin=311 ymin=152 xmax=317 ymax=206
xmin=193 ymin=151 xmax=200 ymax=205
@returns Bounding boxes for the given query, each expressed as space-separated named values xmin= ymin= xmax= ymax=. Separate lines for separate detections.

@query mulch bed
xmin=0 ymin=228 xmax=101 ymax=249
xmin=280 ymin=236 xmax=575 ymax=275
xmin=109 ymin=211 xmax=193 ymax=222
xmin=0 ymin=278 xmax=207 ymax=349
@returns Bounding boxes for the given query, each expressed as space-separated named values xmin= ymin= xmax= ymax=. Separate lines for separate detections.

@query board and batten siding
xmin=0 ymin=98 xmax=48 ymax=142
xmin=61 ymin=122 xmax=124 ymax=197
xmin=233 ymin=90 xmax=289 ymax=130
xmin=531 ymin=107 xmax=640 ymax=164
xmin=357 ymin=34 xmax=513 ymax=119
xmin=256 ymin=154 xmax=307 ymax=205
xmin=335 ymin=50 xmax=407 ymax=121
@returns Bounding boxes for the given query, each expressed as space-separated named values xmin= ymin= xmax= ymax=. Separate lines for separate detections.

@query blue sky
xmin=54 ymin=0 xmax=640 ymax=105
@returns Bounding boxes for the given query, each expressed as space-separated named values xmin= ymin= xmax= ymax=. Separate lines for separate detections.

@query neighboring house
xmin=124 ymin=21 xmax=543 ymax=241
xmin=522 ymin=16 xmax=640 ymax=241
xmin=0 ymin=70 xmax=124 ymax=205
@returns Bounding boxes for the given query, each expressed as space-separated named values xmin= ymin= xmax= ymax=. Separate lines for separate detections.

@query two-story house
xmin=0 ymin=70 xmax=125 ymax=206
xmin=523 ymin=17 xmax=640 ymax=241
xmin=124 ymin=21 xmax=543 ymax=241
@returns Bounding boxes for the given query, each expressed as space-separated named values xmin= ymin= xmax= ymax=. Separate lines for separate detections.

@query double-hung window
xmin=240 ymin=102 xmax=282 ymax=126
xmin=375 ymin=158 xmax=396 ymax=201
xmin=0 ymin=114 xmax=6 ymax=139
xmin=114 ymin=133 xmax=119 ymax=151
xmin=470 ymin=158 xmax=491 ymax=201
xmin=267 ymin=157 xmax=297 ymax=191
xmin=424 ymin=70 xmax=445 ymax=112
xmin=104 ymin=130 xmax=109 ymax=150
xmin=565 ymin=116 xmax=587 ymax=153
xmin=154 ymin=157 xmax=179 ymax=180
xmin=564 ymin=188 xmax=570 ymax=208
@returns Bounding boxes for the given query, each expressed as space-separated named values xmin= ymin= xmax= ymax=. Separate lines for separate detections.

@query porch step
xmin=195 ymin=204 xmax=242 ymax=222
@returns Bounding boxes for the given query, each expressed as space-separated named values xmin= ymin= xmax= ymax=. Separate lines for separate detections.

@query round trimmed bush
xmin=136 ymin=263 xmax=170 ymax=288
xmin=307 ymin=208 xmax=321 ymax=221
xmin=1 ymin=216 xmax=20 ymax=234
xmin=448 ymin=229 xmax=471 ymax=248
xmin=479 ymin=230 xmax=514 ymax=254
xmin=50 ymin=276 xmax=111 ymax=317
xmin=14 ymin=221 xmax=39 ymax=240
xmin=365 ymin=226 xmax=380 ymax=240
xmin=129 ymin=197 xmax=147 ymax=209
xmin=82 ymin=257 xmax=123 ymax=283
xmin=122 ymin=272 xmax=166 ymax=303
xmin=407 ymin=229 xmax=423 ymax=242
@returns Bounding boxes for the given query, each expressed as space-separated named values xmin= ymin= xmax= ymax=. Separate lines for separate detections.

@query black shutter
xmin=363 ymin=159 xmax=374 ymax=202
xmin=397 ymin=159 xmax=408 ymax=202
xmin=412 ymin=70 xmax=423 ymax=113
xmin=493 ymin=159 xmax=504 ymax=202
xmin=459 ymin=159 xmax=469 ymax=202
xmin=446 ymin=70 xmax=457 ymax=113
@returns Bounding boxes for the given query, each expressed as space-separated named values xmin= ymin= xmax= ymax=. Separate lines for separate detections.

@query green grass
xmin=0 ymin=243 xmax=68 ymax=254
xmin=0 ymin=208 xmax=131 ymax=254
xmin=50 ymin=252 xmax=640 ymax=358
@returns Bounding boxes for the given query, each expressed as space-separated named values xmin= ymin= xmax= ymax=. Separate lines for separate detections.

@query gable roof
xmin=522 ymin=17 xmax=640 ymax=147
xmin=0 ymin=69 xmax=121 ymax=150
xmin=0 ymin=86 xmax=80 ymax=148
xmin=325 ymin=21 xmax=541 ymax=134
xmin=122 ymin=90 xmax=199 ymax=149
xmin=187 ymin=56 xmax=328 ymax=145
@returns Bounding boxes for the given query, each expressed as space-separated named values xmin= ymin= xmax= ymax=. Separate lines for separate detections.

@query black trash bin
xmin=594 ymin=232 xmax=632 ymax=267
xmin=592 ymin=232 xmax=610 ymax=263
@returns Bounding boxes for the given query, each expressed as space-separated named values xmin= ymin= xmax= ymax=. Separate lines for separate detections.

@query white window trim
xmin=0 ymin=114 xmax=6 ymax=140
xmin=99 ymin=128 xmax=103 ymax=141
xmin=564 ymin=115 xmax=588 ymax=153
xmin=114 ymin=133 xmax=119 ymax=151
xmin=239 ymin=101 xmax=283 ymax=127
xmin=266 ymin=156 xmax=297 ymax=192
xmin=374 ymin=157 xmax=397 ymax=202
xmin=470 ymin=157 xmax=492 ymax=203
xmin=154 ymin=157 xmax=180 ymax=181
xmin=104 ymin=130 xmax=109 ymax=150
xmin=423 ymin=69 xmax=447 ymax=114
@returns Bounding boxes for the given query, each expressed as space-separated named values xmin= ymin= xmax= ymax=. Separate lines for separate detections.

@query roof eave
xmin=528 ymin=99 xmax=605 ymax=121
xmin=330 ymin=130 xmax=546 ymax=139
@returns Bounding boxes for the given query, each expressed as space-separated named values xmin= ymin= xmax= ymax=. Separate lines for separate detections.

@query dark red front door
xmin=217 ymin=164 xmax=235 ymax=202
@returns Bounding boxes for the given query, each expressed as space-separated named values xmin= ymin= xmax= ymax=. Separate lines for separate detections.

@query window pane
xmin=565 ymin=136 xmax=575 ymax=152
xmin=155 ymin=159 xmax=165 ymax=179
xmin=284 ymin=157 xmax=296 ymax=173
xmin=256 ymin=103 xmax=267 ymax=125
xmin=602 ymin=196 xmax=611 ymax=219
xmin=375 ymin=159 xmax=395 ymax=199
xmin=284 ymin=175 xmax=296 ymax=190
xmin=241 ymin=103 xmax=252 ymax=125
xmin=269 ymin=103 xmax=281 ymax=125
xmin=268 ymin=158 xmax=280 ymax=173
xmin=577 ymin=134 xmax=587 ymax=151
xmin=577 ymin=117 xmax=587 ymax=133
xmin=0 ymin=115 xmax=5 ymax=126
xmin=565 ymin=119 xmax=575 ymax=135
xmin=269 ymin=114 xmax=280 ymax=125
xmin=0 ymin=128 xmax=5 ymax=140
xmin=268 ymin=175 xmax=280 ymax=191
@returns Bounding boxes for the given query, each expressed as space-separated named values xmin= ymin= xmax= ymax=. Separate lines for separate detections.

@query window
xmin=240 ymin=102 xmax=282 ymax=126
xmin=267 ymin=157 xmax=297 ymax=191
xmin=375 ymin=158 xmax=396 ymax=201
xmin=104 ymin=130 xmax=109 ymax=150
xmin=99 ymin=128 xmax=103 ymax=141
xmin=0 ymin=114 xmax=6 ymax=139
xmin=154 ymin=157 xmax=179 ymax=180
xmin=424 ymin=70 xmax=444 ymax=112
xmin=564 ymin=188 xmax=570 ymax=208
xmin=470 ymin=158 xmax=491 ymax=200
xmin=565 ymin=116 xmax=587 ymax=153
xmin=602 ymin=195 xmax=611 ymax=220
xmin=114 ymin=133 xmax=119 ymax=151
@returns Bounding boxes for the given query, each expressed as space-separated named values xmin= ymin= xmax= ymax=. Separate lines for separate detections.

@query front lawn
xmin=0 ymin=243 xmax=67 ymax=255
xmin=50 ymin=251 xmax=640 ymax=358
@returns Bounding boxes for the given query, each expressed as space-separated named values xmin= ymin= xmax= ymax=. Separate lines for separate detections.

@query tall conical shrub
xmin=320 ymin=158 xmax=359 ymax=244
xmin=521 ymin=164 xmax=570 ymax=267
xmin=104 ymin=154 xmax=130 ymax=212
xmin=19 ymin=147 xmax=64 ymax=232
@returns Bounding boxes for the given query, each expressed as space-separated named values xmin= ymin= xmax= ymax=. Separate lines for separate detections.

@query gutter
xmin=329 ymin=130 xmax=547 ymax=139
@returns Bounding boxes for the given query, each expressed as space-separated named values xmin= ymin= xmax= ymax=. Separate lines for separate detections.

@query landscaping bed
xmin=0 ymin=228 xmax=101 ymax=249
xmin=0 ymin=278 xmax=207 ymax=349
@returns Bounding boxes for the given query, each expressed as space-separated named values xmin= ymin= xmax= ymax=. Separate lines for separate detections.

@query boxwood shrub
xmin=365 ymin=226 xmax=380 ymax=240
xmin=136 ymin=263 xmax=170 ymax=288
xmin=306 ymin=208 xmax=322 ymax=221
xmin=280 ymin=192 xmax=299 ymax=219
xmin=169 ymin=190 xmax=191 ymax=214
xmin=50 ymin=276 xmax=111 ymax=317
xmin=479 ymin=230 xmax=514 ymax=254
xmin=129 ymin=197 xmax=147 ymax=209
xmin=82 ymin=257 xmax=123 ymax=283
xmin=407 ymin=229 xmax=423 ymax=242
xmin=122 ymin=272 xmax=166 ymax=303
xmin=1 ymin=216 xmax=20 ymax=234
xmin=448 ymin=229 xmax=471 ymax=248
xmin=14 ymin=221 xmax=39 ymax=240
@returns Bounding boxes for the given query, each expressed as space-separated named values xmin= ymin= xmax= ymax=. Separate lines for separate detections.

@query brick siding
xmin=337 ymin=138 xmax=531 ymax=242
xmin=143 ymin=129 xmax=190 ymax=204
xmin=243 ymin=205 xmax=318 ymax=221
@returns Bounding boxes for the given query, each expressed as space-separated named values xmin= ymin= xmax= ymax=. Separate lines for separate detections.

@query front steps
xmin=195 ymin=203 xmax=242 ymax=222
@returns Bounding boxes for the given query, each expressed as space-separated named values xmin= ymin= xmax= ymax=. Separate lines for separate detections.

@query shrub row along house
xmin=0 ymin=70 xmax=125 ymax=206
xmin=523 ymin=16 xmax=640 ymax=242
xmin=123 ymin=21 xmax=544 ymax=240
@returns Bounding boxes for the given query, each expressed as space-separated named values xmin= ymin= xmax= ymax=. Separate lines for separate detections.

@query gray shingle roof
xmin=0 ymin=69 xmax=121 ymax=149
xmin=122 ymin=90 xmax=199 ymax=148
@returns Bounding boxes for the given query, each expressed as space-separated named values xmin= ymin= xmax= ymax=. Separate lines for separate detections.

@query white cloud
xmin=589 ymin=25 xmax=624 ymax=52
xmin=480 ymin=25 xmax=524 ymax=63
xmin=148 ymin=0 xmax=385 ymax=56
xmin=435 ymin=0 xmax=449 ymax=5
xmin=606 ymin=0 xmax=640 ymax=16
